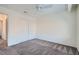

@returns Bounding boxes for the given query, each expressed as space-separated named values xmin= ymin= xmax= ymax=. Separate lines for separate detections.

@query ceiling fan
xmin=36 ymin=4 xmax=53 ymax=10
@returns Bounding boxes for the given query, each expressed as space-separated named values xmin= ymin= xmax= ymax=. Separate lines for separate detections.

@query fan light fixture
xmin=36 ymin=4 xmax=53 ymax=10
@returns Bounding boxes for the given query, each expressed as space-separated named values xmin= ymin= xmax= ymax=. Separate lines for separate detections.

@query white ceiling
xmin=0 ymin=4 xmax=67 ymax=17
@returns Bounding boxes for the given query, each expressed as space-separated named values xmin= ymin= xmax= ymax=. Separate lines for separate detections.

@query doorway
xmin=0 ymin=13 xmax=8 ymax=48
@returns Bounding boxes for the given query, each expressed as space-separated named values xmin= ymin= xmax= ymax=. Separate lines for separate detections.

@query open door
xmin=0 ymin=13 xmax=8 ymax=48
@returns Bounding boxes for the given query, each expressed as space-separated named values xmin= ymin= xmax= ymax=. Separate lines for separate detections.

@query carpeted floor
xmin=0 ymin=39 xmax=78 ymax=55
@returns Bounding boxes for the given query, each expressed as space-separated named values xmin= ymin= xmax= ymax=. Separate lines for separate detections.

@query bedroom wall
xmin=28 ymin=18 xmax=37 ymax=39
xmin=0 ymin=6 xmax=36 ymax=46
xmin=36 ymin=10 xmax=76 ymax=47
xmin=76 ymin=5 xmax=79 ymax=51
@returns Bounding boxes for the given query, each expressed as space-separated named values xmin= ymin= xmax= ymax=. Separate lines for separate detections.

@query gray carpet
xmin=0 ymin=39 xmax=78 ymax=55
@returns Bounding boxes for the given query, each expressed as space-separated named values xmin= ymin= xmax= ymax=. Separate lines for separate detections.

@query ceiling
xmin=0 ymin=4 xmax=67 ymax=17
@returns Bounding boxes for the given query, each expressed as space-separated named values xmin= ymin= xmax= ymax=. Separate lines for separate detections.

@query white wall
xmin=77 ymin=5 xmax=79 ymax=51
xmin=28 ymin=19 xmax=37 ymax=39
xmin=36 ymin=11 xmax=76 ymax=47
xmin=0 ymin=7 xmax=36 ymax=46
